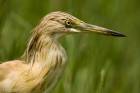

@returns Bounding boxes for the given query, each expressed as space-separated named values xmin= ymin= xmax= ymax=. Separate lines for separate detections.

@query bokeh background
xmin=0 ymin=0 xmax=140 ymax=93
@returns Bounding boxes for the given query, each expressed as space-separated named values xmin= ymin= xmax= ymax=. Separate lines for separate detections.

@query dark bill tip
xmin=106 ymin=30 xmax=126 ymax=37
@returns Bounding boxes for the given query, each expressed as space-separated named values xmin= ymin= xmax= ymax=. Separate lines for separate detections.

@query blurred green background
xmin=0 ymin=0 xmax=140 ymax=93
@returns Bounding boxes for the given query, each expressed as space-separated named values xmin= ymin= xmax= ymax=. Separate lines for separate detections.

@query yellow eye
xmin=65 ymin=20 xmax=72 ymax=28
xmin=66 ymin=20 xmax=71 ymax=25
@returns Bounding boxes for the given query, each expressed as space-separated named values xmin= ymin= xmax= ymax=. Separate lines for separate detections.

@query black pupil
xmin=67 ymin=21 xmax=70 ymax=25
xmin=65 ymin=21 xmax=72 ymax=28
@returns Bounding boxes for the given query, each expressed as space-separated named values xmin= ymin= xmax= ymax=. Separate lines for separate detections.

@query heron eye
xmin=65 ymin=20 xmax=72 ymax=28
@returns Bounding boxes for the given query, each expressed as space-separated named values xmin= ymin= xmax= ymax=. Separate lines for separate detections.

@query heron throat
xmin=23 ymin=31 xmax=67 ymax=71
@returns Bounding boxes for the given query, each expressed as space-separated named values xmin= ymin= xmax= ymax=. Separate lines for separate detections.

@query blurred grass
xmin=0 ymin=0 xmax=140 ymax=93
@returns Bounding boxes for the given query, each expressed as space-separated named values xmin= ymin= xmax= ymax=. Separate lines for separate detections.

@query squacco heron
xmin=0 ymin=11 xmax=125 ymax=93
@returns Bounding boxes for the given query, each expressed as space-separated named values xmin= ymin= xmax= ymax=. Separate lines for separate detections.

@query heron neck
xmin=24 ymin=33 xmax=67 ymax=68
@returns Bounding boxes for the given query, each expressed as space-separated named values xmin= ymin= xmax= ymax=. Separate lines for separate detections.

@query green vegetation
xmin=0 ymin=0 xmax=140 ymax=93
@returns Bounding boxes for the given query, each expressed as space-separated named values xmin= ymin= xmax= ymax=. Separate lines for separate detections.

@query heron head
xmin=37 ymin=11 xmax=126 ymax=38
